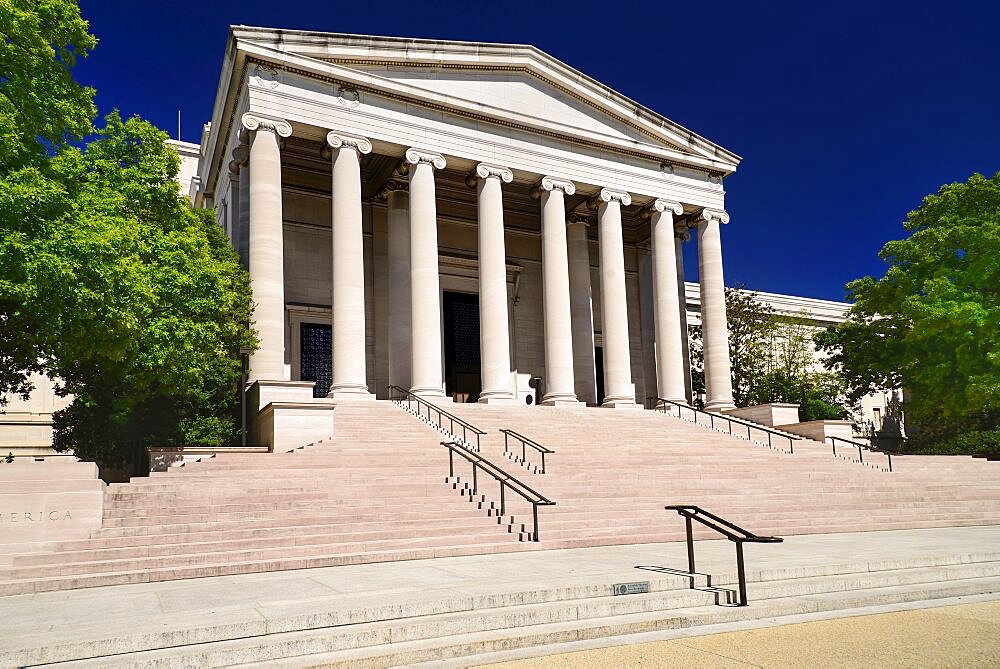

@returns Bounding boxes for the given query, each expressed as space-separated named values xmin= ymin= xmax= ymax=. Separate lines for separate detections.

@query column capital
xmin=588 ymin=188 xmax=631 ymax=211
xmin=699 ymin=208 xmax=730 ymax=225
xmin=325 ymin=131 xmax=372 ymax=156
xmin=375 ymin=178 xmax=408 ymax=202
xmin=240 ymin=113 xmax=292 ymax=138
xmin=405 ymin=148 xmax=447 ymax=170
xmin=674 ymin=221 xmax=692 ymax=242
xmin=229 ymin=144 xmax=249 ymax=176
xmin=466 ymin=162 xmax=513 ymax=188
xmin=650 ymin=199 xmax=683 ymax=216
xmin=539 ymin=175 xmax=576 ymax=196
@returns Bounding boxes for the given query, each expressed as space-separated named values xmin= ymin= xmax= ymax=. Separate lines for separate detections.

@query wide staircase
xmin=2 ymin=399 xmax=998 ymax=599
xmin=0 ymin=401 xmax=524 ymax=596
xmin=444 ymin=403 xmax=1000 ymax=543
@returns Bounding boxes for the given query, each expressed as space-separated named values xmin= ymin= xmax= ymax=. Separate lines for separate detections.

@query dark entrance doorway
xmin=443 ymin=291 xmax=481 ymax=402
xmin=300 ymin=322 xmax=331 ymax=398
xmin=595 ymin=346 xmax=605 ymax=405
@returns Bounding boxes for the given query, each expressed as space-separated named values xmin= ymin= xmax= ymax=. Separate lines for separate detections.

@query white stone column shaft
xmin=232 ymin=144 xmax=250 ymax=268
xmin=566 ymin=217 xmax=597 ymax=405
xmin=638 ymin=251 xmax=658 ymax=403
xmin=227 ymin=162 xmax=240 ymax=244
xmin=539 ymin=177 xmax=580 ymax=405
xmin=242 ymin=113 xmax=291 ymax=381
xmin=650 ymin=199 xmax=687 ymax=403
xmin=596 ymin=188 xmax=637 ymax=407
xmin=386 ymin=184 xmax=411 ymax=392
xmin=473 ymin=164 xmax=515 ymax=402
xmin=406 ymin=149 xmax=448 ymax=399
xmin=675 ymin=229 xmax=694 ymax=403
xmin=327 ymin=132 xmax=374 ymax=399
xmin=698 ymin=209 xmax=735 ymax=410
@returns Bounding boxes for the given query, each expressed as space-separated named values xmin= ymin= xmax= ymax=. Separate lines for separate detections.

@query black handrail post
xmin=832 ymin=437 xmax=837 ymax=456
xmin=448 ymin=448 xmax=454 ymax=477
xmin=522 ymin=441 xmax=527 ymax=464
xmin=503 ymin=431 xmax=509 ymax=455
xmin=747 ymin=424 xmax=751 ymax=440
xmin=767 ymin=432 xmax=772 ymax=449
xmin=540 ymin=452 xmax=546 ymax=474
xmin=887 ymin=452 xmax=892 ymax=472
xmin=735 ymin=540 xmax=748 ymax=606
xmin=858 ymin=444 xmax=864 ymax=463
xmin=685 ymin=515 xmax=696 ymax=574
xmin=499 ymin=481 xmax=506 ymax=515
xmin=472 ymin=462 xmax=478 ymax=494
xmin=533 ymin=503 xmax=540 ymax=542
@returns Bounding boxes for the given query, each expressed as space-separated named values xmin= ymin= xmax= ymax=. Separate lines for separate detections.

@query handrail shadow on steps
xmin=664 ymin=505 xmax=783 ymax=607
xmin=443 ymin=440 xmax=555 ymax=541
xmin=388 ymin=385 xmax=487 ymax=451
xmin=826 ymin=435 xmax=893 ymax=472
xmin=647 ymin=397 xmax=799 ymax=454
xmin=499 ymin=428 xmax=554 ymax=474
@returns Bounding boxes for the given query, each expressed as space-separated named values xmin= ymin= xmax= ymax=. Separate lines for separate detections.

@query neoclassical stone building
xmin=197 ymin=27 xmax=742 ymax=446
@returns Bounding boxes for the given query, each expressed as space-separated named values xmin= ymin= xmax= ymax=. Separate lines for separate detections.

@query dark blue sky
xmin=76 ymin=0 xmax=999 ymax=303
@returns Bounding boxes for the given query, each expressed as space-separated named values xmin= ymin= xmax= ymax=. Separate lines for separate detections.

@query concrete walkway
xmin=478 ymin=598 xmax=1000 ymax=668
xmin=1 ymin=526 xmax=999 ymax=665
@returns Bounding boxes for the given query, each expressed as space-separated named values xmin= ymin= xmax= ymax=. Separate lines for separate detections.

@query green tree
xmin=0 ymin=1 xmax=256 ymax=470
xmin=817 ymin=172 xmax=1000 ymax=446
xmin=4 ymin=113 xmax=255 ymax=469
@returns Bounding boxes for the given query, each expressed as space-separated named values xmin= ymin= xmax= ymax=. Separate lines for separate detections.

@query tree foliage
xmin=0 ymin=0 xmax=97 ymax=169
xmin=0 ymin=1 xmax=255 ymax=471
xmin=2 ymin=113 xmax=255 ymax=468
xmin=817 ymin=172 xmax=1000 ymax=436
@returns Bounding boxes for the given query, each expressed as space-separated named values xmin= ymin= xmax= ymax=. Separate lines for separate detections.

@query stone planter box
xmin=723 ymin=403 xmax=800 ymax=427
xmin=781 ymin=419 xmax=856 ymax=443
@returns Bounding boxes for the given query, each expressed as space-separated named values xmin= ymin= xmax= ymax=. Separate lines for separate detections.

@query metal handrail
xmin=499 ymin=428 xmax=554 ymax=474
xmin=388 ymin=385 xmax=487 ymax=451
xmin=665 ymin=505 xmax=782 ymax=607
xmin=650 ymin=397 xmax=799 ymax=454
xmin=443 ymin=440 xmax=555 ymax=541
xmin=826 ymin=436 xmax=893 ymax=472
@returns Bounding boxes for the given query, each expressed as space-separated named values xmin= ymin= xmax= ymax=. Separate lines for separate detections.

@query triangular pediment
xmin=227 ymin=27 xmax=741 ymax=174
xmin=335 ymin=63 xmax=665 ymax=148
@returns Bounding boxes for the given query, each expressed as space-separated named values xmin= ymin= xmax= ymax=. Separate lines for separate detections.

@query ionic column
xmin=470 ymin=164 xmax=515 ymax=403
xmin=325 ymin=132 xmax=374 ymax=399
xmin=698 ymin=208 xmax=735 ymax=410
xmin=594 ymin=188 xmax=638 ymax=408
xmin=649 ymin=199 xmax=687 ymax=403
xmin=675 ymin=223 xmax=694 ymax=403
xmin=241 ymin=113 xmax=291 ymax=381
xmin=226 ymin=158 xmax=240 ymax=244
xmin=232 ymin=143 xmax=250 ymax=268
xmin=382 ymin=177 xmax=411 ymax=392
xmin=566 ymin=214 xmax=597 ymax=405
xmin=406 ymin=148 xmax=448 ymax=399
xmin=538 ymin=177 xmax=581 ymax=406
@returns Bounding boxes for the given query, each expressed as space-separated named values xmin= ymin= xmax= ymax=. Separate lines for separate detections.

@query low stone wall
xmin=0 ymin=457 xmax=105 ymax=544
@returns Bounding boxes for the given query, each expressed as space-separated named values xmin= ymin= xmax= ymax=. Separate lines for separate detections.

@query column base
xmin=541 ymin=393 xmax=584 ymax=407
xmin=705 ymin=399 xmax=736 ymax=411
xmin=601 ymin=397 xmax=642 ymax=409
xmin=410 ymin=387 xmax=453 ymax=403
xmin=326 ymin=385 xmax=375 ymax=401
xmin=478 ymin=393 xmax=518 ymax=405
